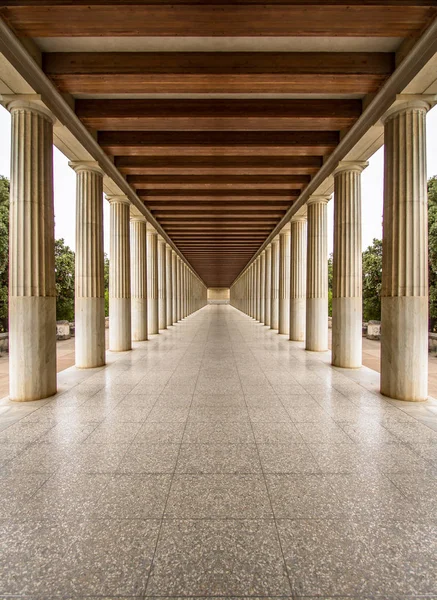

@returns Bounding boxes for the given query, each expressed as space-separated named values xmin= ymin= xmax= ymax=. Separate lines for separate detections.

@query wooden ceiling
xmin=1 ymin=1 xmax=436 ymax=286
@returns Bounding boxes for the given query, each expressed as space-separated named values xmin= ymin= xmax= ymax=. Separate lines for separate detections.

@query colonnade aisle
xmin=1 ymin=304 xmax=437 ymax=597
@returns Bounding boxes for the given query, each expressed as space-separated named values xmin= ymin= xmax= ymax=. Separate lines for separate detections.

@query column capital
xmin=333 ymin=161 xmax=368 ymax=176
xmin=2 ymin=94 xmax=55 ymax=124
xmin=382 ymin=94 xmax=436 ymax=124
xmin=130 ymin=214 xmax=147 ymax=224
xmin=307 ymin=194 xmax=331 ymax=206
xmin=291 ymin=214 xmax=307 ymax=223
xmin=69 ymin=160 xmax=104 ymax=176
xmin=147 ymin=224 xmax=158 ymax=235
xmin=106 ymin=194 xmax=130 ymax=206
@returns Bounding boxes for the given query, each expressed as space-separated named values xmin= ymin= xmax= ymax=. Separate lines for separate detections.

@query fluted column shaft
xmin=158 ymin=238 xmax=167 ymax=330
xmin=332 ymin=163 xmax=367 ymax=367
xmin=270 ymin=238 xmax=280 ymax=329
xmin=176 ymin=258 xmax=182 ymax=321
xmin=260 ymin=251 xmax=266 ymax=324
xmin=290 ymin=217 xmax=307 ymax=342
xmin=279 ymin=228 xmax=291 ymax=334
xmin=255 ymin=257 xmax=261 ymax=321
xmin=8 ymin=101 xmax=57 ymax=401
xmin=165 ymin=245 xmax=173 ymax=327
xmin=108 ymin=195 xmax=131 ymax=351
xmin=147 ymin=229 xmax=159 ymax=335
xmin=381 ymin=99 xmax=431 ymax=401
xmin=265 ymin=245 xmax=272 ymax=327
xmin=71 ymin=162 xmax=106 ymax=367
xmin=306 ymin=196 xmax=329 ymax=351
xmin=130 ymin=216 xmax=148 ymax=342
xmin=171 ymin=252 xmax=177 ymax=324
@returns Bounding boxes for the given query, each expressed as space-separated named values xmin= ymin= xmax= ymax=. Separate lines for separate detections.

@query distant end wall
xmin=207 ymin=288 xmax=230 ymax=304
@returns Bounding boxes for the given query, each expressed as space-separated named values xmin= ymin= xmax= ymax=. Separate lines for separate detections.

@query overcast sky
xmin=0 ymin=105 xmax=437 ymax=256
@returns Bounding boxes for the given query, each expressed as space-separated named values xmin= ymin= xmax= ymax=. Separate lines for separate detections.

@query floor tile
xmin=176 ymin=443 xmax=261 ymax=473
xmin=165 ymin=474 xmax=272 ymax=518
xmin=146 ymin=519 xmax=291 ymax=596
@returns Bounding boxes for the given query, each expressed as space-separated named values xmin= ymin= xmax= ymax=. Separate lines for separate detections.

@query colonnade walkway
xmin=1 ymin=304 xmax=437 ymax=597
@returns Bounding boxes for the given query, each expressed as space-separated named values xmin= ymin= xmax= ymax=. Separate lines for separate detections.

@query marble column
xmin=130 ymin=215 xmax=148 ymax=342
xmin=255 ymin=257 xmax=261 ymax=322
xmin=381 ymin=98 xmax=432 ymax=401
xmin=260 ymin=251 xmax=266 ymax=324
xmin=270 ymin=237 xmax=280 ymax=329
xmin=265 ymin=245 xmax=272 ymax=327
xmin=171 ymin=251 xmax=177 ymax=324
xmin=279 ymin=226 xmax=291 ymax=335
xmin=306 ymin=196 xmax=329 ymax=351
xmin=158 ymin=237 xmax=167 ymax=330
xmin=8 ymin=100 xmax=57 ymax=401
xmin=332 ymin=162 xmax=367 ymax=367
xmin=147 ymin=227 xmax=159 ymax=335
xmin=165 ymin=245 xmax=173 ymax=327
xmin=108 ymin=195 xmax=131 ymax=352
xmin=289 ymin=216 xmax=307 ymax=342
xmin=176 ymin=257 xmax=182 ymax=321
xmin=71 ymin=161 xmax=106 ymax=367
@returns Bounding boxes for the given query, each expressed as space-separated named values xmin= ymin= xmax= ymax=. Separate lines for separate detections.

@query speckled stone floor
xmin=1 ymin=304 xmax=437 ymax=598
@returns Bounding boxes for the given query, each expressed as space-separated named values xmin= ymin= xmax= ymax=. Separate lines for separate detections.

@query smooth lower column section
xmin=278 ymin=226 xmax=291 ymax=334
xmin=332 ymin=162 xmax=367 ymax=367
xmin=166 ymin=245 xmax=173 ymax=327
xmin=306 ymin=196 xmax=329 ymax=351
xmin=71 ymin=162 xmax=106 ymax=367
xmin=290 ymin=216 xmax=307 ymax=342
xmin=147 ymin=227 xmax=159 ymax=335
xmin=381 ymin=98 xmax=431 ymax=401
xmin=158 ymin=237 xmax=167 ymax=330
xmin=108 ymin=195 xmax=131 ymax=352
xmin=8 ymin=100 xmax=57 ymax=401
xmin=270 ymin=237 xmax=279 ymax=329
xmin=265 ymin=245 xmax=272 ymax=327
xmin=130 ymin=215 xmax=148 ymax=342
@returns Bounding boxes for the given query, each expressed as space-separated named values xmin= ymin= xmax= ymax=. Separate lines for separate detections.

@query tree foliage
xmin=0 ymin=176 xmax=9 ymax=332
xmin=104 ymin=253 xmax=110 ymax=317
xmin=55 ymin=238 xmax=75 ymax=321
xmin=428 ymin=175 xmax=437 ymax=330
xmin=362 ymin=238 xmax=383 ymax=322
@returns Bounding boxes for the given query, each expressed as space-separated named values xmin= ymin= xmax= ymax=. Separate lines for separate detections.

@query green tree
xmin=327 ymin=253 xmax=333 ymax=317
xmin=55 ymin=238 xmax=75 ymax=321
xmin=362 ymin=238 xmax=382 ymax=322
xmin=104 ymin=253 xmax=110 ymax=317
xmin=428 ymin=175 xmax=437 ymax=330
xmin=0 ymin=176 xmax=9 ymax=332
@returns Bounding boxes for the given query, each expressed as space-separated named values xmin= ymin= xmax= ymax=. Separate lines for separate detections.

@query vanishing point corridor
xmin=1 ymin=304 xmax=437 ymax=597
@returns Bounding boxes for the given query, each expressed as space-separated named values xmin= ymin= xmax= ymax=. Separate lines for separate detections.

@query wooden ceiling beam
xmin=44 ymin=52 xmax=393 ymax=95
xmin=127 ymin=174 xmax=311 ymax=188
xmin=3 ymin=4 xmax=434 ymax=37
xmin=76 ymin=99 xmax=361 ymax=131
xmin=116 ymin=155 xmax=322 ymax=175
xmin=98 ymin=130 xmax=339 ymax=157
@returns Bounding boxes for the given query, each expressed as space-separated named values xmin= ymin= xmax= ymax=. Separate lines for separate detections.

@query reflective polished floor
xmin=1 ymin=304 xmax=437 ymax=598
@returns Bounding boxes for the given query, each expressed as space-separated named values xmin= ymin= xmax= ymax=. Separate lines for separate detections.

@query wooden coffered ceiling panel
xmin=2 ymin=0 xmax=436 ymax=286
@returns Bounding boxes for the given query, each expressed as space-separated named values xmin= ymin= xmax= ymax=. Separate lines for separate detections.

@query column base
xmin=9 ymin=296 xmax=57 ymax=401
xmin=331 ymin=297 xmax=362 ymax=368
xmin=290 ymin=297 xmax=306 ymax=341
xmin=381 ymin=296 xmax=428 ymax=401
xmin=306 ymin=297 xmax=328 ymax=351
xmin=75 ymin=297 xmax=106 ymax=368
xmin=131 ymin=297 xmax=148 ymax=342
xmin=109 ymin=297 xmax=132 ymax=352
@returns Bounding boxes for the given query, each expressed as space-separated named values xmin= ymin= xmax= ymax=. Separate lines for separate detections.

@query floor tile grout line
xmin=143 ymin=305 xmax=211 ymax=598
xmin=229 ymin=306 xmax=294 ymax=597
